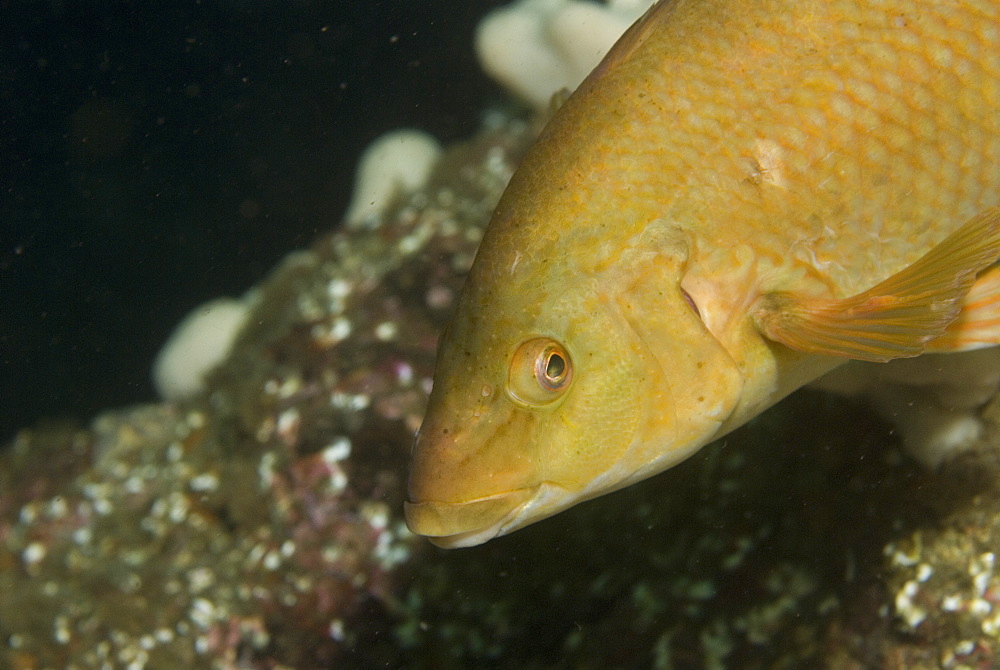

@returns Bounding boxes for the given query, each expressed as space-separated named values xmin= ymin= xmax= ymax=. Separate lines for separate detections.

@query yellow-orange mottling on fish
xmin=405 ymin=0 xmax=1000 ymax=547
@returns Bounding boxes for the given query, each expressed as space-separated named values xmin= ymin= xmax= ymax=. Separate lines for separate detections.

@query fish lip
xmin=404 ymin=488 xmax=538 ymax=548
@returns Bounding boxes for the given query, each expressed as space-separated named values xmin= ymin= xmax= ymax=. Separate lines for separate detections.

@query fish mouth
xmin=404 ymin=488 xmax=537 ymax=548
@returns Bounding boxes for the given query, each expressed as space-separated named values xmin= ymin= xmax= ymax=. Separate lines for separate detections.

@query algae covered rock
xmin=4 ymin=111 xmax=1000 ymax=668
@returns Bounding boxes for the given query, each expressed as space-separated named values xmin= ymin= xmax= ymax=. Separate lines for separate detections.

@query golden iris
xmin=507 ymin=337 xmax=573 ymax=406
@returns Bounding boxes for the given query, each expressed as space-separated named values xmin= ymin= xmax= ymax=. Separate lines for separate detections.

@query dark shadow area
xmin=1 ymin=0 xmax=509 ymax=443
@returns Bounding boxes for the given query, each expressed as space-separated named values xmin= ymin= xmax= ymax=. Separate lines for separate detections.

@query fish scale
xmin=551 ymin=0 xmax=1000 ymax=296
xmin=405 ymin=0 xmax=1000 ymax=547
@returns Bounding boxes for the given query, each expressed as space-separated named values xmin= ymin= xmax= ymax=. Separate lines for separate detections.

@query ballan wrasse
xmin=405 ymin=0 xmax=1000 ymax=547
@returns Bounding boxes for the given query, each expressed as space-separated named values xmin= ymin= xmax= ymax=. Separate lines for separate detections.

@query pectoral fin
xmin=926 ymin=263 xmax=1000 ymax=352
xmin=752 ymin=208 xmax=1000 ymax=363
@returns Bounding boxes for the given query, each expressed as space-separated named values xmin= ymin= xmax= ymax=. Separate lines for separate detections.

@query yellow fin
xmin=926 ymin=263 xmax=1000 ymax=352
xmin=753 ymin=208 xmax=1000 ymax=363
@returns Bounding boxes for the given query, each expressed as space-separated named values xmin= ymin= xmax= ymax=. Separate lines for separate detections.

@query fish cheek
xmin=533 ymin=373 xmax=642 ymax=493
xmin=529 ymin=299 xmax=649 ymax=492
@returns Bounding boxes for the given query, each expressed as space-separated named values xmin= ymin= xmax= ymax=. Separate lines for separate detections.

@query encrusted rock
xmin=4 ymin=109 xmax=1000 ymax=669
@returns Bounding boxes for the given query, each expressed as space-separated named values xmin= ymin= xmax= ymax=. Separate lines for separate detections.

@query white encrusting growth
xmin=475 ymin=0 xmax=656 ymax=109
xmin=344 ymin=129 xmax=443 ymax=227
xmin=153 ymin=297 xmax=253 ymax=401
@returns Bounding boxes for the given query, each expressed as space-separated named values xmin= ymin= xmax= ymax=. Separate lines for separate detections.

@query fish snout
xmin=404 ymin=488 xmax=536 ymax=548
xmin=406 ymin=386 xmax=541 ymax=546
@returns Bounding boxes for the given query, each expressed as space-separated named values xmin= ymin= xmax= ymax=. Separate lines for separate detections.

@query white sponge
xmin=475 ymin=0 xmax=655 ymax=109
xmin=344 ymin=129 xmax=442 ymax=227
xmin=153 ymin=297 xmax=251 ymax=401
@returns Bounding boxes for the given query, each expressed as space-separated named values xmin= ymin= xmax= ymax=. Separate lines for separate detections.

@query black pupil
xmin=545 ymin=353 xmax=565 ymax=380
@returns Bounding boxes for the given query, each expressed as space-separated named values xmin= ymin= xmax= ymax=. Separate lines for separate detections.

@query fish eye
xmin=507 ymin=337 xmax=573 ymax=406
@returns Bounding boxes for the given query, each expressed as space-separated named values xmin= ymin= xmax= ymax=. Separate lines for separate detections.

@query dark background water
xmin=2 ymin=0 xmax=510 ymax=443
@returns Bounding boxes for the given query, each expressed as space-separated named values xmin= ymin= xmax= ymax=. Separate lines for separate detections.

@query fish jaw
xmin=403 ymin=488 xmax=538 ymax=548
xmin=403 ymin=381 xmax=580 ymax=547
xmin=403 ymin=376 xmax=551 ymax=546
xmin=405 ymin=481 xmax=595 ymax=548
xmin=402 ymin=404 xmax=546 ymax=548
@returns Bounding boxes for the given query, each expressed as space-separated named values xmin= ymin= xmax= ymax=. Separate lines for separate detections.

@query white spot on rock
xmin=153 ymin=297 xmax=251 ymax=401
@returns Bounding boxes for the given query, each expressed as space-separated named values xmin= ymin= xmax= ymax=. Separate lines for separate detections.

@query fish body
xmin=406 ymin=0 xmax=1000 ymax=547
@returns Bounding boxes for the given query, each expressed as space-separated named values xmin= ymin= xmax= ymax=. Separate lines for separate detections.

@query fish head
xmin=405 ymin=219 xmax=745 ymax=548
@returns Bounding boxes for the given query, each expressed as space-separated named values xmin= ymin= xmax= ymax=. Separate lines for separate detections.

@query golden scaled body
xmin=406 ymin=0 xmax=1000 ymax=547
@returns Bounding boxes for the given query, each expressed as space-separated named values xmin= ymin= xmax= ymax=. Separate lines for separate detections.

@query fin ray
xmin=926 ymin=263 xmax=1000 ymax=352
xmin=753 ymin=208 xmax=1000 ymax=363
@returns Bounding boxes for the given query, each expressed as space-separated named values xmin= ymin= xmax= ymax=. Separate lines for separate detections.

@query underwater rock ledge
xmin=4 ymin=111 xmax=1000 ymax=668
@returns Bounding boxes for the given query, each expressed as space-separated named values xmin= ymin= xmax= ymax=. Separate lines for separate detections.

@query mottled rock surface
xmin=4 ymin=111 xmax=1000 ymax=669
